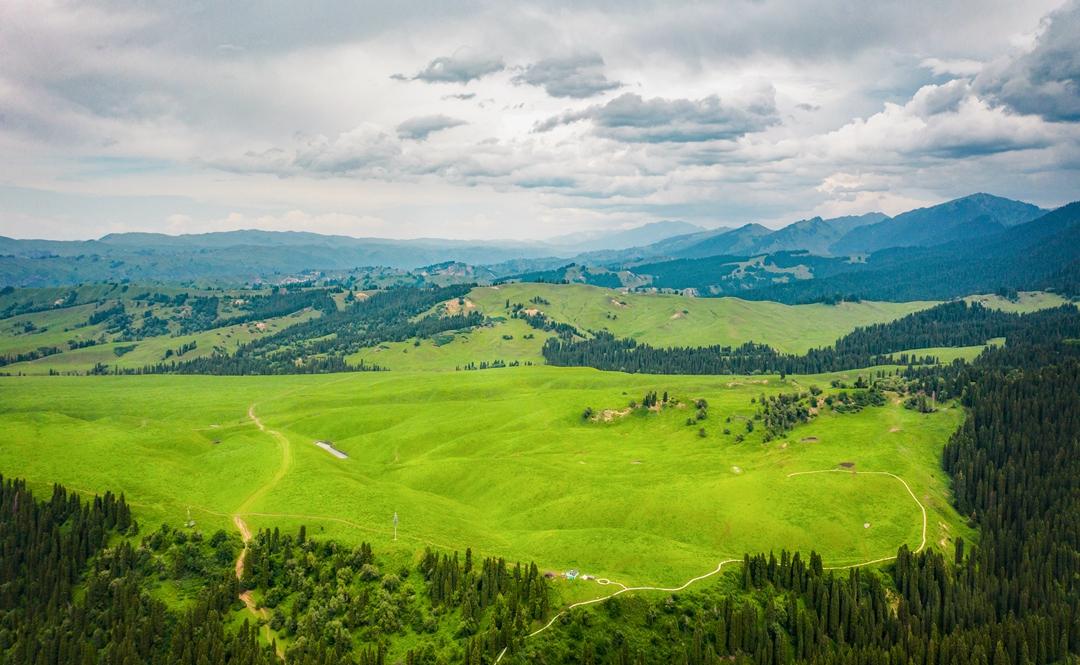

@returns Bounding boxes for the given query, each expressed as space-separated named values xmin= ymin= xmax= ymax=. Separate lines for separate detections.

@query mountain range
xmin=0 ymin=193 xmax=1073 ymax=297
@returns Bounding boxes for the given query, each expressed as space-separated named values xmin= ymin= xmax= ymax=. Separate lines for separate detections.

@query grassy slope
xmin=964 ymin=291 xmax=1071 ymax=312
xmin=349 ymin=317 xmax=545 ymax=370
xmin=0 ymin=367 xmax=968 ymax=588
xmin=2 ymin=308 xmax=319 ymax=374
xmin=470 ymin=283 xmax=940 ymax=353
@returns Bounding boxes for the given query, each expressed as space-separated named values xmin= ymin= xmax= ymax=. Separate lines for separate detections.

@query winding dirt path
xmin=494 ymin=559 xmax=742 ymax=663
xmin=493 ymin=468 xmax=928 ymax=662
xmin=785 ymin=468 xmax=928 ymax=567
xmin=227 ymin=402 xmax=929 ymax=662
xmin=237 ymin=405 xmax=293 ymax=515
xmin=232 ymin=404 xmax=293 ymax=659
xmin=234 ymin=514 xmax=279 ymax=654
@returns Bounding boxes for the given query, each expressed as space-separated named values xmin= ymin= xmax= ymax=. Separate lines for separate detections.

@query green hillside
xmin=0 ymin=367 xmax=968 ymax=587
xmin=470 ymin=283 xmax=939 ymax=353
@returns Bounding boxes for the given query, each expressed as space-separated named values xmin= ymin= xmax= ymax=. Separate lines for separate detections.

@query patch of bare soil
xmin=630 ymin=460 xmax=642 ymax=465
xmin=595 ymin=407 xmax=633 ymax=422
xmin=444 ymin=297 xmax=477 ymax=315
xmin=669 ymin=311 xmax=686 ymax=319
xmin=838 ymin=461 xmax=855 ymax=469
xmin=610 ymin=298 xmax=628 ymax=308
xmin=889 ymin=427 xmax=901 ymax=433
xmin=522 ymin=307 xmax=541 ymax=316
xmin=801 ymin=436 xmax=819 ymax=442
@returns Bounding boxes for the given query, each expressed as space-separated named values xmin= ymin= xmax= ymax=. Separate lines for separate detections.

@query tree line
xmin=508 ymin=298 xmax=1080 ymax=664
xmin=542 ymin=302 xmax=1079 ymax=376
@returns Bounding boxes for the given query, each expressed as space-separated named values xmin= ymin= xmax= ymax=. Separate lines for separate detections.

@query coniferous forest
xmin=3 ymin=299 xmax=1078 ymax=663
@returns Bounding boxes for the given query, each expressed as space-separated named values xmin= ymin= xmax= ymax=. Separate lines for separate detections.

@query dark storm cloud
xmin=396 ymin=115 xmax=467 ymax=140
xmin=975 ymin=1 xmax=1080 ymax=121
xmin=535 ymin=91 xmax=779 ymax=142
xmin=512 ymin=53 xmax=622 ymax=98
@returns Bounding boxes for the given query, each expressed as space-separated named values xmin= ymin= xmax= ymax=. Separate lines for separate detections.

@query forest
xmin=126 ymin=285 xmax=484 ymax=375
xmin=542 ymin=302 xmax=1080 ymax=376
xmin=3 ymin=293 xmax=1077 ymax=663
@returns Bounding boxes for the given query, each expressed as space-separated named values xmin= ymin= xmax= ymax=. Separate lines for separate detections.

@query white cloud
xmin=920 ymin=58 xmax=984 ymax=77
xmin=0 ymin=0 xmax=1076 ymax=240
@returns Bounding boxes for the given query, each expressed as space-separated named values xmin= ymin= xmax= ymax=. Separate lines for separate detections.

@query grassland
xmin=469 ymin=283 xmax=941 ymax=353
xmin=965 ymin=290 xmax=1072 ymax=312
xmin=0 ymin=366 xmax=969 ymax=589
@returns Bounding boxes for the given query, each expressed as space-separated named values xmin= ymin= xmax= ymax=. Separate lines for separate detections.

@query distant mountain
xmin=830 ymin=193 xmax=1046 ymax=254
xmin=822 ymin=212 xmax=890 ymax=236
xmin=750 ymin=201 xmax=1080 ymax=302
xmin=545 ymin=220 xmax=704 ymax=252
xmin=674 ymin=223 xmax=772 ymax=259
xmin=608 ymin=202 xmax=1080 ymax=302
xmin=0 ymin=230 xmax=560 ymax=287
xmin=654 ymin=212 xmax=887 ymax=259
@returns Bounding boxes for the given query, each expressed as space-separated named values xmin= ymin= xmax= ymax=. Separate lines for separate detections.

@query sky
xmin=1 ymin=0 xmax=1078 ymax=241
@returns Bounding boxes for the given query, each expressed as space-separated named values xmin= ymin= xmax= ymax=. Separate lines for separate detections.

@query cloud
xmin=212 ymin=124 xmax=402 ymax=176
xmin=920 ymin=57 xmax=984 ymax=77
xmin=974 ymin=1 xmax=1080 ymax=121
xmin=404 ymin=52 xmax=504 ymax=84
xmin=396 ymin=115 xmax=467 ymax=140
xmin=512 ymin=53 xmax=622 ymax=98
xmin=810 ymin=79 xmax=1055 ymax=160
xmin=535 ymin=89 xmax=779 ymax=142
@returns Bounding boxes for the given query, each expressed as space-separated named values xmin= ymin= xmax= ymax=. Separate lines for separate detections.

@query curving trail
xmin=785 ymin=468 xmax=928 ymax=568
xmin=494 ymin=559 xmax=741 ymax=663
xmin=237 ymin=405 xmax=293 ymax=515
xmin=495 ymin=468 xmax=928 ymax=662
xmin=234 ymin=515 xmax=280 ymax=655
xmin=232 ymin=404 xmax=293 ymax=659
xmin=228 ymin=402 xmax=930 ymax=663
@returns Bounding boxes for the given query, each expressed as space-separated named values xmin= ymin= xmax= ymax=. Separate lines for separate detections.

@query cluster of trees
xmin=0 ymin=344 xmax=61 ymax=368
xmin=755 ymin=391 xmax=814 ymax=440
xmin=542 ymin=302 xmax=1078 ymax=376
xmin=514 ymin=309 xmax=580 ymax=340
xmin=825 ymin=388 xmax=886 ymax=413
xmin=123 ymin=285 xmax=481 ymax=374
xmin=510 ymin=299 xmax=1080 ymax=664
xmin=459 ymin=360 xmax=529 ymax=370
xmin=163 ymin=340 xmax=198 ymax=359
xmin=0 ymin=480 xmax=284 ymax=665
xmin=236 ymin=526 xmax=552 ymax=664
xmin=87 ymin=302 xmax=127 ymax=326
xmin=214 ymin=288 xmax=338 ymax=328
xmin=419 ymin=548 xmax=551 ymax=658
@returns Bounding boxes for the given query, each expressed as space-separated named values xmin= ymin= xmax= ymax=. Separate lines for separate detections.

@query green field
xmin=470 ymin=283 xmax=941 ymax=353
xmin=965 ymin=291 xmax=1071 ymax=312
xmin=0 ymin=366 xmax=968 ymax=590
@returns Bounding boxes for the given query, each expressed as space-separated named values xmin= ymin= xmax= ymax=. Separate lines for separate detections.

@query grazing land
xmin=0 ymin=365 xmax=967 ymax=587
xmin=469 ymin=283 xmax=941 ymax=353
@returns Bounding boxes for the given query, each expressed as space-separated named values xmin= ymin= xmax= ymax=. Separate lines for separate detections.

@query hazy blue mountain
xmin=672 ymin=223 xmax=773 ymax=259
xmin=823 ymin=212 xmax=890 ymax=236
xmin=0 ymin=230 xmax=561 ymax=286
xmin=619 ymin=202 xmax=1080 ymax=302
xmin=830 ymin=193 xmax=1046 ymax=254
xmin=546 ymin=220 xmax=704 ymax=252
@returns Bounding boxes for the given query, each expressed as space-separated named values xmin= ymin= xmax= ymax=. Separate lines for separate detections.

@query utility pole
xmin=393 ymin=511 xmax=398 ymax=541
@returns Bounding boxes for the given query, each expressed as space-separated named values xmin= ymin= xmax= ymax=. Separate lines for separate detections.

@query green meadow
xmin=468 ymin=283 xmax=940 ymax=353
xmin=0 ymin=365 xmax=968 ymax=590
